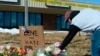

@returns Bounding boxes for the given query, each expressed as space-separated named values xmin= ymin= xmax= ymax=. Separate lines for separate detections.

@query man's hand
xmin=53 ymin=48 xmax=61 ymax=56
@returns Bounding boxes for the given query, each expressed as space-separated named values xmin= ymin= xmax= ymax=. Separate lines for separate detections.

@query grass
xmin=0 ymin=32 xmax=91 ymax=56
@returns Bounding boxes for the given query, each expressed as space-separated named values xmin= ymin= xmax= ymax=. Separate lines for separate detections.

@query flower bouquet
xmin=36 ymin=42 xmax=69 ymax=56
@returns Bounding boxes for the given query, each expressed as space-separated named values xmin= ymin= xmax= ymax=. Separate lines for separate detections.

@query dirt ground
xmin=0 ymin=31 xmax=91 ymax=56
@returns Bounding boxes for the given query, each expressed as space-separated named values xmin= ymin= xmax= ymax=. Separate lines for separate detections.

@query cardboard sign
xmin=19 ymin=26 xmax=45 ymax=49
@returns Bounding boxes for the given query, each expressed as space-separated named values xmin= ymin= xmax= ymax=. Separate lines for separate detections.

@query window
xmin=36 ymin=13 xmax=41 ymax=25
xmin=56 ymin=15 xmax=61 ymax=30
xmin=29 ymin=13 xmax=42 ymax=26
xmin=4 ymin=12 xmax=11 ymax=27
xmin=29 ymin=13 xmax=35 ymax=26
xmin=11 ymin=12 xmax=17 ymax=27
xmin=0 ymin=11 xmax=42 ymax=28
xmin=61 ymin=15 xmax=66 ymax=29
xmin=66 ymin=22 xmax=71 ymax=29
xmin=18 ymin=12 xmax=24 ymax=26
xmin=0 ymin=12 xmax=3 ymax=26
xmin=0 ymin=0 xmax=20 ymax=4
xmin=56 ymin=15 xmax=70 ymax=30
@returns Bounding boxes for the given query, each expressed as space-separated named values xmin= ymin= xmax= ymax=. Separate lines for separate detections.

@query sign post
xmin=25 ymin=0 xmax=29 ymax=26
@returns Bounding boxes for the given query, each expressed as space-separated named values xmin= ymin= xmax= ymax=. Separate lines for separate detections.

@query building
xmin=0 ymin=0 xmax=99 ymax=30
xmin=0 ymin=0 xmax=73 ymax=30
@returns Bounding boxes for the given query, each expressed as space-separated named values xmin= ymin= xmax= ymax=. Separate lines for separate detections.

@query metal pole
xmin=25 ymin=0 xmax=28 ymax=26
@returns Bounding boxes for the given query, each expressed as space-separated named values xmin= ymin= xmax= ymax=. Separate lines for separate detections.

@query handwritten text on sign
xmin=20 ymin=26 xmax=45 ymax=49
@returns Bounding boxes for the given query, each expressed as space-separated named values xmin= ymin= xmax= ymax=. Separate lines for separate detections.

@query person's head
xmin=65 ymin=10 xmax=80 ymax=23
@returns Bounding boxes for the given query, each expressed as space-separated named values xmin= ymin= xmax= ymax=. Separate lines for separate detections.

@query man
xmin=53 ymin=8 xmax=100 ymax=56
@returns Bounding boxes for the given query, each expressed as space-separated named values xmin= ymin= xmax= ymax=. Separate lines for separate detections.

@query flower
xmin=35 ymin=42 xmax=69 ymax=56
xmin=45 ymin=46 xmax=52 ymax=52
xmin=36 ymin=47 xmax=46 ymax=56
xmin=54 ymin=41 xmax=61 ymax=48
xmin=37 ymin=53 xmax=46 ymax=56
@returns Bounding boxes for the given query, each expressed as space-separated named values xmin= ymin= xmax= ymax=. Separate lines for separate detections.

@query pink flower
xmin=54 ymin=42 xmax=61 ymax=48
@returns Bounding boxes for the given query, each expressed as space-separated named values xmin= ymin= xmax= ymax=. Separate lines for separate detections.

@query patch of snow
xmin=0 ymin=28 xmax=89 ymax=36
xmin=0 ymin=28 xmax=19 ymax=35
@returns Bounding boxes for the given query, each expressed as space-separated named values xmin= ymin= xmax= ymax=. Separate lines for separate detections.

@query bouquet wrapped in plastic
xmin=36 ymin=42 xmax=69 ymax=56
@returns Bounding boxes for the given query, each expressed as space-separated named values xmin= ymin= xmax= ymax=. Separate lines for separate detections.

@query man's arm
xmin=59 ymin=25 xmax=81 ymax=50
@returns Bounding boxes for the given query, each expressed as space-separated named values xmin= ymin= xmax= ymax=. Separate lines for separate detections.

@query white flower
xmin=36 ymin=42 xmax=68 ymax=56
xmin=37 ymin=53 xmax=46 ymax=56
xmin=45 ymin=46 xmax=52 ymax=52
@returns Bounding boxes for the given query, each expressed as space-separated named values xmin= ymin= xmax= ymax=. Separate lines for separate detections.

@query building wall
xmin=20 ymin=0 xmax=47 ymax=8
xmin=43 ymin=14 xmax=56 ymax=30
xmin=0 ymin=0 xmax=71 ymax=30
